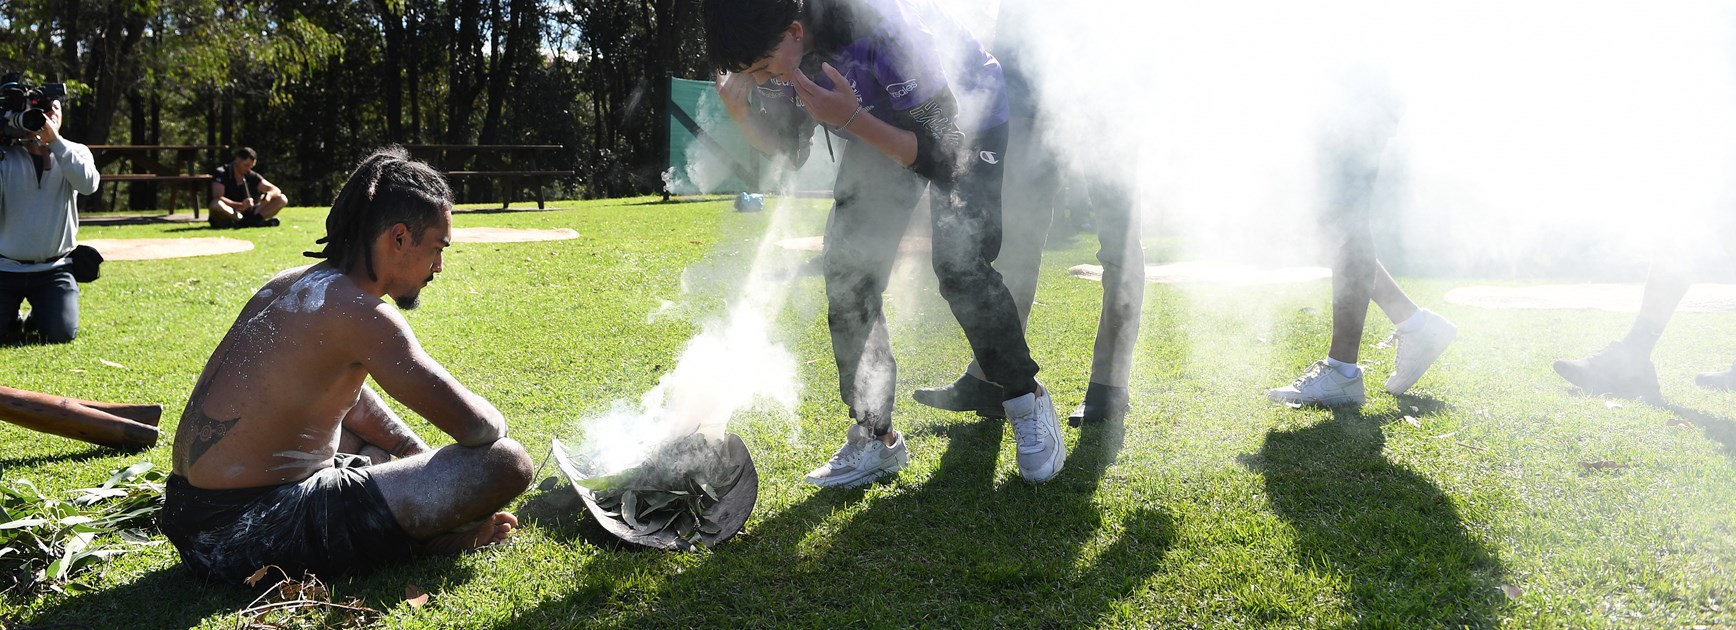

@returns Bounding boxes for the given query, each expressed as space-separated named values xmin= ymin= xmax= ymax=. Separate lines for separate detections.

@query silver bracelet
xmin=838 ymin=105 xmax=864 ymax=133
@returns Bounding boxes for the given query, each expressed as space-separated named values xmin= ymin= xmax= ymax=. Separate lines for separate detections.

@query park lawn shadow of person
xmin=1664 ymin=403 xmax=1736 ymax=460
xmin=501 ymin=414 xmax=1174 ymax=627
xmin=0 ymin=444 xmax=115 ymax=470
xmin=1247 ymin=396 xmax=1509 ymax=627
xmin=21 ymin=543 xmax=486 ymax=627
xmin=10 ymin=564 xmax=257 ymax=628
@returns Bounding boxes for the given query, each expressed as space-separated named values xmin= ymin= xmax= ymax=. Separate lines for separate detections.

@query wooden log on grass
xmin=0 ymin=385 xmax=161 ymax=450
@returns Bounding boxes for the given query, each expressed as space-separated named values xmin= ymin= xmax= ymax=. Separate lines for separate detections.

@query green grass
xmin=2 ymin=196 xmax=1734 ymax=628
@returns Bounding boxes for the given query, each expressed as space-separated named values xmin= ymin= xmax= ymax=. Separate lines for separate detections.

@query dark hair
xmin=233 ymin=147 xmax=257 ymax=161
xmin=703 ymin=0 xmax=802 ymax=73
xmin=303 ymin=146 xmax=453 ymax=281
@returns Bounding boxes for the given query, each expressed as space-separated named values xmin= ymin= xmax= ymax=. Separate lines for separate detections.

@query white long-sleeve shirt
xmin=0 ymin=138 xmax=100 ymax=272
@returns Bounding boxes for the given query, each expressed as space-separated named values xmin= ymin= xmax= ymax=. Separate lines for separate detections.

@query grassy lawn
xmin=1 ymin=196 xmax=1733 ymax=628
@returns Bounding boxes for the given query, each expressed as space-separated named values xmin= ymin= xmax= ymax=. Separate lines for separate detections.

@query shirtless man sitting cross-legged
xmin=163 ymin=147 xmax=533 ymax=584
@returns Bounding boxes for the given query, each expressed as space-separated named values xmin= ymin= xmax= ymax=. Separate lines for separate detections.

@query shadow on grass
xmin=23 ymin=545 xmax=483 ymax=627
xmin=77 ymin=214 xmax=200 ymax=227
xmin=1664 ymin=404 xmax=1736 ymax=459
xmin=623 ymin=195 xmax=733 ymax=207
xmin=1248 ymin=400 xmax=1507 ymax=626
xmin=452 ymin=205 xmax=569 ymax=215
xmin=19 ymin=565 xmax=257 ymax=628
xmin=162 ymin=225 xmax=228 ymax=234
xmin=0 ymin=445 xmax=114 ymax=470
xmin=500 ymin=416 xmax=1173 ymax=626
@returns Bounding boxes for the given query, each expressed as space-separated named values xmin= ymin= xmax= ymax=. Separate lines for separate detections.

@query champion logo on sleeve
xmin=979 ymin=151 xmax=1000 ymax=165
xmin=886 ymin=80 xmax=919 ymax=99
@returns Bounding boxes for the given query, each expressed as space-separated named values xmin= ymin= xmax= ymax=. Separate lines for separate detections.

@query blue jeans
xmin=0 ymin=267 xmax=79 ymax=343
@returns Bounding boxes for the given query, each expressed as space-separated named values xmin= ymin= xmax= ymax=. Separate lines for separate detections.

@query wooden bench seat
xmin=443 ymin=170 xmax=578 ymax=178
xmin=97 ymin=174 xmax=216 ymax=217
xmin=407 ymin=145 xmax=576 ymax=209
xmin=89 ymin=145 xmax=227 ymax=217
xmin=102 ymin=174 xmax=214 ymax=183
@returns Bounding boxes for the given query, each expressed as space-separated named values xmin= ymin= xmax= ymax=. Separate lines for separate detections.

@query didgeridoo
xmin=0 ymin=385 xmax=160 ymax=450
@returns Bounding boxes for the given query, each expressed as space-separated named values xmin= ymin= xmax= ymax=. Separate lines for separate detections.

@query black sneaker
xmin=1 ymin=315 xmax=23 ymax=344
xmin=1068 ymin=382 xmax=1131 ymax=427
xmin=264 ymin=217 xmax=280 ymax=227
xmin=238 ymin=210 xmax=265 ymax=228
xmin=913 ymin=372 xmax=1006 ymax=418
xmin=1695 ymin=362 xmax=1736 ymax=391
xmin=1553 ymin=341 xmax=1662 ymax=401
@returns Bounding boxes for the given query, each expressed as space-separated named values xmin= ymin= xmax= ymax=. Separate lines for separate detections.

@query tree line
xmin=0 ymin=0 xmax=713 ymax=208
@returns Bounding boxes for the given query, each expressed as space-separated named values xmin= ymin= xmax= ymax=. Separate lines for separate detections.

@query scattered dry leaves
xmin=1605 ymin=400 xmax=1624 ymax=409
xmin=98 ymin=358 xmax=125 ymax=369
xmin=1578 ymin=460 xmax=1626 ymax=471
xmin=1404 ymin=415 xmax=1420 ymax=427
xmin=1500 ymin=584 xmax=1524 ymax=599
xmin=233 ymin=567 xmax=381 ymax=628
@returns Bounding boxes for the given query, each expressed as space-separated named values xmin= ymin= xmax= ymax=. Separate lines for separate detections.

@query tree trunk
xmin=127 ymin=90 xmax=152 ymax=210
xmin=479 ymin=0 xmax=534 ymax=147
xmin=376 ymin=0 xmax=406 ymax=142
xmin=447 ymin=0 xmax=483 ymax=146
xmin=406 ymin=3 xmax=423 ymax=143
xmin=76 ymin=0 xmax=146 ymax=146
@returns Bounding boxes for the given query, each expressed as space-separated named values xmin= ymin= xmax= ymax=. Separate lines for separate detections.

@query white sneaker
xmin=1004 ymin=386 xmax=1066 ymax=483
xmin=805 ymin=424 xmax=908 ymax=488
xmin=1385 ymin=309 xmax=1458 ymax=395
xmin=1268 ymin=360 xmax=1366 ymax=407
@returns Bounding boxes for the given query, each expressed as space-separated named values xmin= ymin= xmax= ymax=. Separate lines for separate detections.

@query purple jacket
xmin=750 ymin=0 xmax=1007 ymax=181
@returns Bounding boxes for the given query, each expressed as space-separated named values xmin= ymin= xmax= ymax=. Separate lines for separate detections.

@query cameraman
xmin=208 ymin=147 xmax=287 ymax=228
xmin=0 ymin=85 xmax=99 ymax=344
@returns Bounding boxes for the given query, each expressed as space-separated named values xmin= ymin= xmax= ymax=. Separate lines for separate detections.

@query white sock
xmin=1396 ymin=309 xmax=1430 ymax=333
xmin=1324 ymin=356 xmax=1361 ymax=378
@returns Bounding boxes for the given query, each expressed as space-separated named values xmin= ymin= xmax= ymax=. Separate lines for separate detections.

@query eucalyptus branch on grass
xmin=0 ymin=462 xmax=165 ymax=595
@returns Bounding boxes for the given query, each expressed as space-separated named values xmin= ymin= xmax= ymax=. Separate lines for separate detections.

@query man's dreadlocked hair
xmin=304 ymin=146 xmax=453 ymax=281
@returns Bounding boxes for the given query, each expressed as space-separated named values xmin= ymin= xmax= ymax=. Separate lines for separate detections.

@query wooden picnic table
xmin=404 ymin=144 xmax=577 ymax=209
xmin=87 ymin=145 xmax=228 ymax=217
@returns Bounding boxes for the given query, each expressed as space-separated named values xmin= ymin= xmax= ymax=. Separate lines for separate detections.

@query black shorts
xmin=162 ymin=453 xmax=418 ymax=584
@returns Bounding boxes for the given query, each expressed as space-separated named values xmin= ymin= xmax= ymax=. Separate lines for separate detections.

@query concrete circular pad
xmin=451 ymin=227 xmax=580 ymax=243
xmin=1070 ymin=261 xmax=1332 ymax=285
xmin=775 ymin=235 xmax=931 ymax=253
xmin=1446 ymin=284 xmax=1736 ymax=312
xmin=81 ymin=237 xmax=254 ymax=261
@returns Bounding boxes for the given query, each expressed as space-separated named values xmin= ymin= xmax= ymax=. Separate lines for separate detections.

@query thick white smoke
xmin=568 ymin=199 xmax=810 ymax=476
xmin=992 ymin=0 xmax=1736 ymax=276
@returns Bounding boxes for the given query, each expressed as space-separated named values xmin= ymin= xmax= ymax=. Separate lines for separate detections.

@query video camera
xmin=1 ymin=79 xmax=70 ymax=139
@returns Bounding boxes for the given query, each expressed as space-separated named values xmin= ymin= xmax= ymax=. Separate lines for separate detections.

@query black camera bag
xmin=67 ymin=245 xmax=102 ymax=283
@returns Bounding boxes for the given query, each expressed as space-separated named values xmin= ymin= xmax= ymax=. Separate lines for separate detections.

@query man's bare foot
xmin=424 ymin=512 xmax=518 ymax=554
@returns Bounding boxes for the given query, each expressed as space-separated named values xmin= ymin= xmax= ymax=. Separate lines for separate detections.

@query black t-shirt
xmin=210 ymin=163 xmax=265 ymax=203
